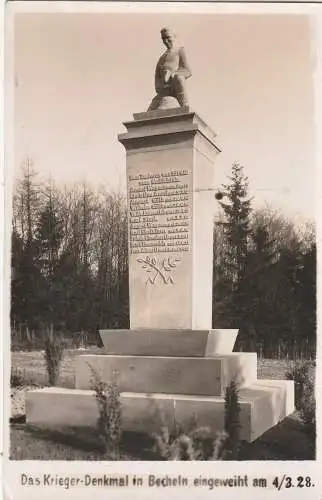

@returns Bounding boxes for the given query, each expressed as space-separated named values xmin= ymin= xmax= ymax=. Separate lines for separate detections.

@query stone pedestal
xmin=118 ymin=108 xmax=220 ymax=330
xmin=25 ymin=108 xmax=294 ymax=443
xmin=26 ymin=380 xmax=294 ymax=442
xmin=99 ymin=328 xmax=239 ymax=356
xmin=75 ymin=352 xmax=257 ymax=395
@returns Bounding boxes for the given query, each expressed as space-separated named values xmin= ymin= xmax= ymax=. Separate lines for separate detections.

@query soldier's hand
xmin=164 ymin=70 xmax=171 ymax=83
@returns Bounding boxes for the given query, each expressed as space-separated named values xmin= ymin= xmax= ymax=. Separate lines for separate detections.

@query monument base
xmin=25 ymin=327 xmax=295 ymax=444
xmin=99 ymin=328 xmax=239 ymax=356
xmin=75 ymin=352 xmax=257 ymax=396
xmin=26 ymin=380 xmax=294 ymax=442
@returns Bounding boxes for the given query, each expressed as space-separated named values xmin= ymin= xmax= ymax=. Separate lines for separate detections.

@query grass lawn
xmin=9 ymin=349 xmax=315 ymax=461
xmin=10 ymin=417 xmax=315 ymax=461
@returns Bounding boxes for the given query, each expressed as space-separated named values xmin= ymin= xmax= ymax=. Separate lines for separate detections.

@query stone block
xmin=205 ymin=329 xmax=238 ymax=355
xmin=100 ymin=329 xmax=209 ymax=356
xmin=26 ymin=388 xmax=175 ymax=434
xmin=99 ymin=328 xmax=238 ymax=357
xmin=119 ymin=110 xmax=220 ymax=330
xmin=26 ymin=388 xmax=98 ymax=427
xmin=75 ymin=352 xmax=257 ymax=396
xmin=25 ymin=379 xmax=294 ymax=442
xmin=174 ymin=379 xmax=295 ymax=441
xmin=242 ymin=379 xmax=295 ymax=439
xmin=133 ymin=106 xmax=190 ymax=121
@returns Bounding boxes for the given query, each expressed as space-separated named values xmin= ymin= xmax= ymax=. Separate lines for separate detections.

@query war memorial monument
xmin=26 ymin=29 xmax=294 ymax=443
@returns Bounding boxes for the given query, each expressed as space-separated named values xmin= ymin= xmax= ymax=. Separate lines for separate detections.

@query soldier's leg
xmin=171 ymin=74 xmax=188 ymax=106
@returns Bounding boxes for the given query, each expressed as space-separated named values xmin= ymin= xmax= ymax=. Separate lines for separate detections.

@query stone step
xmin=99 ymin=328 xmax=238 ymax=357
xmin=25 ymin=379 xmax=294 ymax=442
xmin=76 ymin=353 xmax=257 ymax=396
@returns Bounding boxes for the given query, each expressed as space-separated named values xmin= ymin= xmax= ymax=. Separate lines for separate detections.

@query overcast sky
xmin=14 ymin=11 xmax=316 ymax=223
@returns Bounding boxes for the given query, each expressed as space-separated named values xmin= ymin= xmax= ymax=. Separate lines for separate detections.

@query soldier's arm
xmin=177 ymin=47 xmax=192 ymax=79
xmin=155 ymin=62 xmax=163 ymax=93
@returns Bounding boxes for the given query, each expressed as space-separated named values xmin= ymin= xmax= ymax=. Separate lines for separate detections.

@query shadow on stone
xmin=20 ymin=424 xmax=105 ymax=453
xmin=12 ymin=423 xmax=160 ymax=460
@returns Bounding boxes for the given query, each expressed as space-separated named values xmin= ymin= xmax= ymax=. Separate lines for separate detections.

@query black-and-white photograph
xmin=6 ymin=3 xmax=316 ymax=470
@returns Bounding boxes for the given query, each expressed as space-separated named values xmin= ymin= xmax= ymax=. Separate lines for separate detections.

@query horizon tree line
xmin=11 ymin=159 xmax=316 ymax=357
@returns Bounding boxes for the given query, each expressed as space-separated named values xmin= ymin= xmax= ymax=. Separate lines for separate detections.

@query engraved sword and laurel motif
xmin=137 ymin=256 xmax=181 ymax=285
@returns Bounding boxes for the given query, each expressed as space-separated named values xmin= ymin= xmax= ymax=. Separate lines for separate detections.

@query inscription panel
xmin=128 ymin=169 xmax=192 ymax=254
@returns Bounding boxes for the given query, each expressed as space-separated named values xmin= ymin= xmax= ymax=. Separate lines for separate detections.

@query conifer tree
xmin=35 ymin=183 xmax=64 ymax=330
xmin=12 ymin=160 xmax=42 ymax=333
xmin=214 ymin=163 xmax=253 ymax=333
xmin=218 ymin=163 xmax=252 ymax=290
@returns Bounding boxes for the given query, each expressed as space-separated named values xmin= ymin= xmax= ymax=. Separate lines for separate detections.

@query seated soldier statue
xmin=148 ymin=28 xmax=192 ymax=111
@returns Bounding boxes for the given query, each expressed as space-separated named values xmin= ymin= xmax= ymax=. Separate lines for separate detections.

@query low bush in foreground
xmin=153 ymin=381 xmax=242 ymax=461
xmin=153 ymin=416 xmax=228 ymax=460
xmin=224 ymin=381 xmax=241 ymax=459
xmin=286 ymin=360 xmax=315 ymax=437
xmin=89 ymin=365 xmax=122 ymax=459
xmin=11 ymin=367 xmax=25 ymax=387
xmin=44 ymin=334 xmax=65 ymax=386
